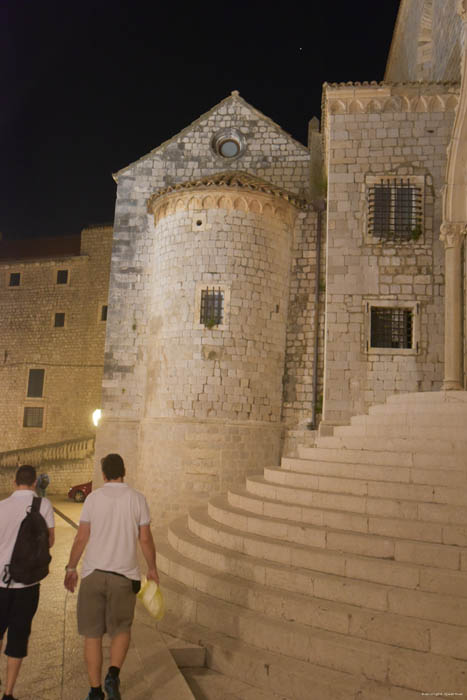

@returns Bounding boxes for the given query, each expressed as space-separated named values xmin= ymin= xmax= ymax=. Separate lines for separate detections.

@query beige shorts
xmin=77 ymin=570 xmax=137 ymax=637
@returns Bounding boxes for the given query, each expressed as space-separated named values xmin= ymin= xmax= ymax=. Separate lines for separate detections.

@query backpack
xmin=3 ymin=497 xmax=51 ymax=585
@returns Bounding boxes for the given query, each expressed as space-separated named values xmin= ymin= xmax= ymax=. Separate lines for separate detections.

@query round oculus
xmin=218 ymin=138 xmax=240 ymax=158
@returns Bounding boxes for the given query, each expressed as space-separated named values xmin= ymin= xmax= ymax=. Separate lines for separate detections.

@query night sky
xmin=1 ymin=0 xmax=401 ymax=241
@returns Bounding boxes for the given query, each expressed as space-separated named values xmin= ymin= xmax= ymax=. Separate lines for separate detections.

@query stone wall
xmin=322 ymin=82 xmax=457 ymax=425
xmin=96 ymin=92 xmax=313 ymax=522
xmin=0 ymin=226 xmax=113 ymax=451
xmin=386 ymin=0 xmax=463 ymax=82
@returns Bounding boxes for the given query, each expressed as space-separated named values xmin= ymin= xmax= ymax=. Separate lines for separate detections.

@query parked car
xmin=68 ymin=481 xmax=92 ymax=503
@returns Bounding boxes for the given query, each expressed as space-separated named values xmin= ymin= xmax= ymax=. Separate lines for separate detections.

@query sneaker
xmin=104 ymin=673 xmax=121 ymax=700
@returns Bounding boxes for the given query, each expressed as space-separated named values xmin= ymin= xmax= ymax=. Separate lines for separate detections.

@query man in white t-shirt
xmin=0 ymin=464 xmax=55 ymax=700
xmin=64 ymin=454 xmax=159 ymax=700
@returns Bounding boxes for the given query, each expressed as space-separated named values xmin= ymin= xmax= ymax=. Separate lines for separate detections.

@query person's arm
xmin=64 ymin=522 xmax=91 ymax=592
xmin=138 ymin=524 xmax=159 ymax=584
xmin=48 ymin=528 xmax=55 ymax=548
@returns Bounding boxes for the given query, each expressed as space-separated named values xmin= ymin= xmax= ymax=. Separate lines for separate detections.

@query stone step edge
xmin=252 ymin=472 xmax=467 ymax=514
xmin=316 ymin=435 xmax=467 ymax=453
xmin=167 ymin=515 xmax=467 ymax=621
xmin=236 ymin=488 xmax=467 ymax=528
xmin=297 ymin=446 xmax=465 ymax=469
xmin=158 ymin=609 xmax=366 ymax=700
xmin=281 ymin=456 xmax=467 ymax=479
xmin=265 ymin=465 xmax=467 ymax=506
xmin=162 ymin=632 xmax=207 ymax=668
xmin=209 ymin=493 xmax=467 ymax=568
xmin=158 ymin=526 xmax=467 ymax=659
xmin=158 ymin=566 xmax=467 ymax=695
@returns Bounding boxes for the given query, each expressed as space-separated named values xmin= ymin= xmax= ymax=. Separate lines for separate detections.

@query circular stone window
xmin=211 ymin=129 xmax=245 ymax=160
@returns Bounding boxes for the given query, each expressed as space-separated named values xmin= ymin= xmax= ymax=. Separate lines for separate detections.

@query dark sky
xmin=0 ymin=0 xmax=401 ymax=240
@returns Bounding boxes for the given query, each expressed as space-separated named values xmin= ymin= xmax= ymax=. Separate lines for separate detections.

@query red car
xmin=68 ymin=481 xmax=92 ymax=503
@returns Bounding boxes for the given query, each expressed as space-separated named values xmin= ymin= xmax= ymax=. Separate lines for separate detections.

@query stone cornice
xmin=147 ymin=171 xmax=307 ymax=226
xmin=323 ymin=81 xmax=459 ymax=117
xmin=440 ymin=222 xmax=467 ymax=248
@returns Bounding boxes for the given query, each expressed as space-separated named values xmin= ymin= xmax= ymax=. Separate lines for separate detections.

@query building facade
xmin=0 ymin=226 xmax=112 ymax=452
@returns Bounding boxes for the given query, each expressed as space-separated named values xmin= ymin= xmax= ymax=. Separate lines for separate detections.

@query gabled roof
xmin=113 ymin=91 xmax=308 ymax=182
xmin=147 ymin=171 xmax=308 ymax=211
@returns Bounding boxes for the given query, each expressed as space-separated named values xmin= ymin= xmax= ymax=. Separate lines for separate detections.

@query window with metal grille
xmin=57 ymin=269 xmax=68 ymax=284
xmin=27 ymin=369 xmax=45 ymax=398
xmin=23 ymin=407 xmax=44 ymax=428
xmin=200 ymin=288 xmax=224 ymax=327
xmin=101 ymin=305 xmax=108 ymax=321
xmin=370 ymin=307 xmax=413 ymax=349
xmin=9 ymin=272 xmax=20 ymax=287
xmin=368 ymin=179 xmax=422 ymax=241
xmin=54 ymin=312 xmax=65 ymax=327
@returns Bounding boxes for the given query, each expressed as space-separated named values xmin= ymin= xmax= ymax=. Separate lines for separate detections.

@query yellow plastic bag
xmin=137 ymin=578 xmax=165 ymax=621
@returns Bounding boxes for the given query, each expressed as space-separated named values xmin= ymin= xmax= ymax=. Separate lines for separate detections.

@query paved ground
xmin=0 ymin=495 xmax=193 ymax=700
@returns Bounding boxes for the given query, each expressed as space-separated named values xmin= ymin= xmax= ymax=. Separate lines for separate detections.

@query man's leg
xmin=5 ymin=656 xmax=22 ymax=695
xmin=84 ymin=637 xmax=103 ymax=686
xmin=110 ymin=631 xmax=131 ymax=668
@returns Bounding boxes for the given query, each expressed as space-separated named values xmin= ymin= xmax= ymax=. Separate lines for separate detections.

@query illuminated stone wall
xmin=0 ymin=226 xmax=112 ymax=451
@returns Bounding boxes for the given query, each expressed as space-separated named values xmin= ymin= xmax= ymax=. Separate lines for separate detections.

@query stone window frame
xmin=8 ymin=272 xmax=21 ymax=288
xmin=56 ymin=268 xmax=70 ymax=285
xmin=364 ymin=299 xmax=420 ymax=356
xmin=211 ymin=128 xmax=246 ymax=162
xmin=22 ymin=405 xmax=45 ymax=429
xmin=194 ymin=282 xmax=231 ymax=331
xmin=53 ymin=311 xmax=66 ymax=328
xmin=26 ymin=368 xmax=46 ymax=399
xmin=364 ymin=175 xmax=425 ymax=245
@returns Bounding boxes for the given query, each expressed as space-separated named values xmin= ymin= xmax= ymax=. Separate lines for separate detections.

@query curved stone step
xmin=157 ymin=544 xmax=467 ymax=696
xmin=386 ymin=391 xmax=467 ymax=405
xmin=335 ymin=421 xmax=467 ymax=440
xmin=208 ymin=494 xmax=465 ymax=571
xmin=265 ymin=465 xmax=467 ymax=506
xmin=227 ymin=487 xmax=467 ymax=547
xmin=317 ymin=434 xmax=467 ymax=454
xmin=298 ymin=446 xmax=465 ymax=470
xmin=282 ymin=456 xmax=467 ymax=488
xmin=246 ymin=474 xmax=467 ymax=525
xmin=166 ymin=515 xmax=467 ymax=625
xmin=189 ymin=504 xmax=467 ymax=597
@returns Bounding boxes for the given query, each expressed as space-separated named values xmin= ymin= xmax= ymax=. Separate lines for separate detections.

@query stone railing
xmin=0 ymin=436 xmax=95 ymax=496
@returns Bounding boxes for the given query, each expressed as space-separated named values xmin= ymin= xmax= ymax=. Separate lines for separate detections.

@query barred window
xmin=9 ymin=272 xmax=20 ymax=287
xmin=370 ymin=307 xmax=413 ymax=349
xmin=101 ymin=305 xmax=108 ymax=321
xmin=368 ymin=179 xmax=422 ymax=241
xmin=27 ymin=369 xmax=45 ymax=398
xmin=23 ymin=406 xmax=44 ymax=428
xmin=200 ymin=288 xmax=224 ymax=327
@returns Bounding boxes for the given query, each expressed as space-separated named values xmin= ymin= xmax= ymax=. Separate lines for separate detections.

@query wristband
xmin=65 ymin=566 xmax=76 ymax=572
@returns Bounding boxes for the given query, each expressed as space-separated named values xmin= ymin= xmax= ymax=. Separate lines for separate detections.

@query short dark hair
xmin=101 ymin=453 xmax=125 ymax=480
xmin=16 ymin=464 xmax=37 ymax=486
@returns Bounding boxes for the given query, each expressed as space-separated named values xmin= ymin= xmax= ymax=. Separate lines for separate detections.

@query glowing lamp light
xmin=92 ymin=409 xmax=102 ymax=427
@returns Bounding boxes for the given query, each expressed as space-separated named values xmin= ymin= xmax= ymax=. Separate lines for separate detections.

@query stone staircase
xmin=157 ymin=392 xmax=467 ymax=699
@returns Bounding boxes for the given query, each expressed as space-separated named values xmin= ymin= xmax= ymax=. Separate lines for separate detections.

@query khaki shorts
xmin=77 ymin=570 xmax=137 ymax=638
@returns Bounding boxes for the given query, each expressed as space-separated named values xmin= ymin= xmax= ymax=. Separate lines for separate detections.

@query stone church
xmin=3 ymin=0 xmax=467 ymax=696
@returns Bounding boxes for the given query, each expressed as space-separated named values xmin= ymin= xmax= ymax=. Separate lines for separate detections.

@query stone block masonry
xmin=0 ymin=226 xmax=113 ymax=451
xmin=322 ymin=83 xmax=457 ymax=425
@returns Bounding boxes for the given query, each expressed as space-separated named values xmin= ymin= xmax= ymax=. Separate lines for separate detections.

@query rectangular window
xmin=101 ymin=305 xmax=108 ymax=321
xmin=370 ymin=307 xmax=413 ymax=349
xmin=56 ymin=269 xmax=68 ymax=284
xmin=9 ymin=272 xmax=20 ymax=287
xmin=368 ymin=179 xmax=422 ymax=241
xmin=54 ymin=312 xmax=65 ymax=327
xmin=23 ymin=407 xmax=44 ymax=428
xmin=27 ymin=369 xmax=45 ymax=398
xmin=200 ymin=288 xmax=224 ymax=327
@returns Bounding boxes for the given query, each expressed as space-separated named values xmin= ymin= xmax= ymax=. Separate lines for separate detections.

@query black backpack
xmin=3 ymin=497 xmax=52 ymax=585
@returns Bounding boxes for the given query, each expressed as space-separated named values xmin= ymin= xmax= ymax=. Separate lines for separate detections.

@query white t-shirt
xmin=80 ymin=482 xmax=151 ymax=580
xmin=0 ymin=490 xmax=55 ymax=589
